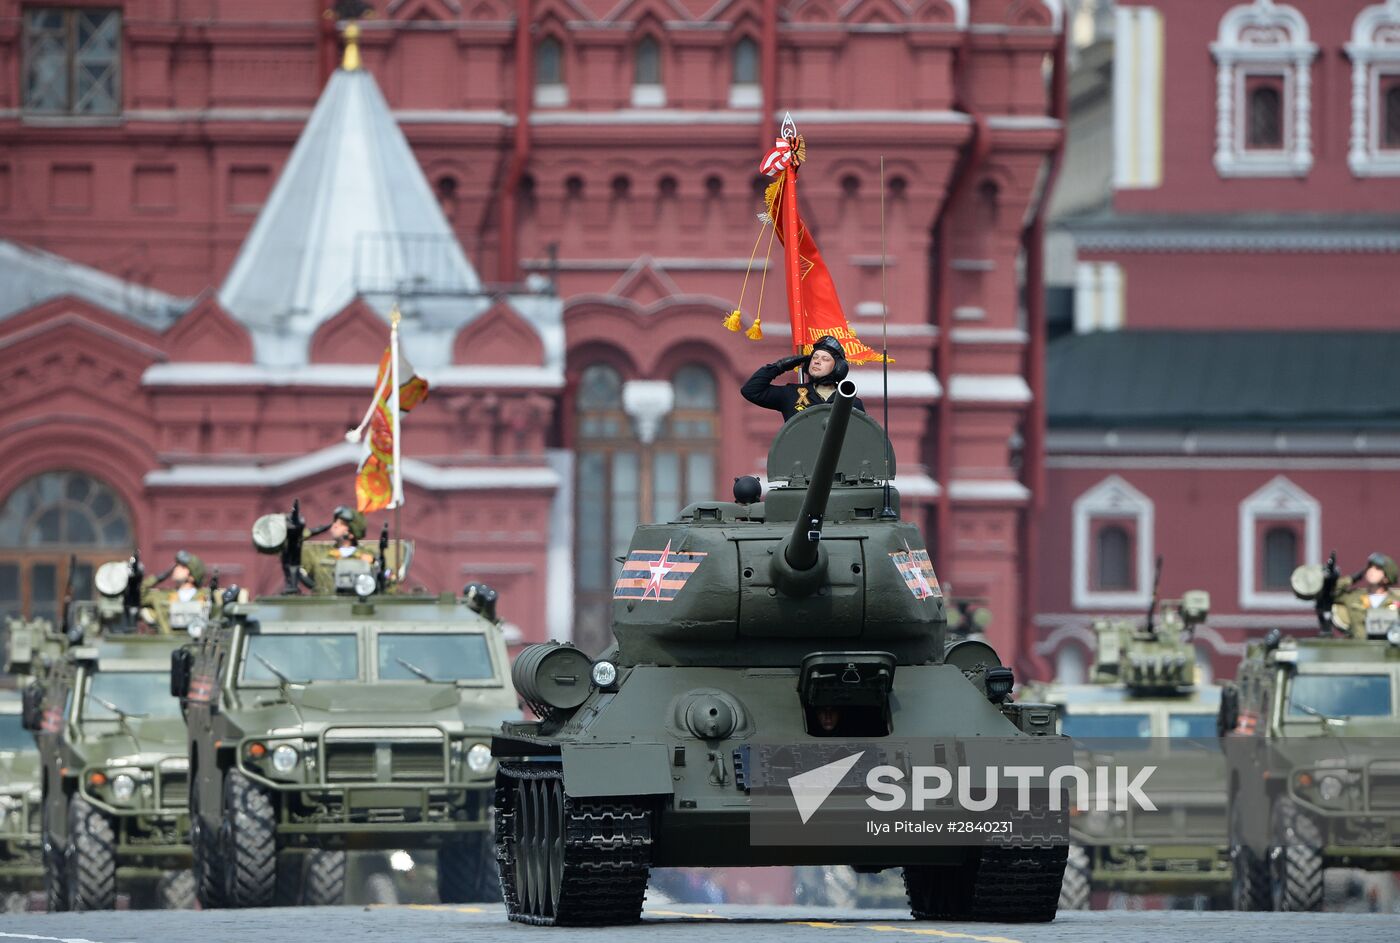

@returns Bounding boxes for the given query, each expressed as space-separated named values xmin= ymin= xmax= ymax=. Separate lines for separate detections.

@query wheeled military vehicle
xmin=1 ymin=617 xmax=67 ymax=912
xmin=17 ymin=596 xmax=195 ymax=912
xmin=175 ymin=504 xmax=519 ymax=909
xmin=493 ymin=383 xmax=1069 ymax=925
xmin=1219 ymin=560 xmax=1400 ymax=911
xmin=0 ymin=683 xmax=42 ymax=912
xmin=1022 ymin=588 xmax=1227 ymax=909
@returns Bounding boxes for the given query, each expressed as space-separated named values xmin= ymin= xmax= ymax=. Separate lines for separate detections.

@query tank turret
xmin=607 ymin=380 xmax=944 ymax=669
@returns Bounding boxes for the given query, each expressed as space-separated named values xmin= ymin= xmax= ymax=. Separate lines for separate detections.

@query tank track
xmin=496 ymin=762 xmax=653 ymax=926
xmin=907 ymin=844 xmax=1066 ymax=923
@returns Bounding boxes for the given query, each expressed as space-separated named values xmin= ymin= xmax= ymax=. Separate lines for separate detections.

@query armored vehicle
xmin=0 ymin=683 xmax=42 ymax=911
xmin=1219 ymin=560 xmax=1400 ymax=911
xmin=17 ymin=606 xmax=194 ymax=911
xmin=493 ymin=383 xmax=1068 ymax=925
xmin=1 ymin=617 xmax=68 ymax=912
xmin=176 ymin=505 xmax=519 ymax=909
xmin=1022 ymin=589 xmax=1227 ymax=909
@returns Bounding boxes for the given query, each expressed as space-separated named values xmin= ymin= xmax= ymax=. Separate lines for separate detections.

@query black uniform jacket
xmin=741 ymin=362 xmax=866 ymax=421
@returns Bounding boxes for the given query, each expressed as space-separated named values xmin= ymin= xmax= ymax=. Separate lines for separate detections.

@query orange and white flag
xmin=346 ymin=310 xmax=428 ymax=512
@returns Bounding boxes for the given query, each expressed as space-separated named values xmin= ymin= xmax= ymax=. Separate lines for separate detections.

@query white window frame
xmin=1072 ymin=475 xmax=1155 ymax=610
xmin=1238 ymin=475 xmax=1320 ymax=610
xmin=1211 ymin=0 xmax=1317 ymax=178
xmin=1346 ymin=0 xmax=1400 ymax=177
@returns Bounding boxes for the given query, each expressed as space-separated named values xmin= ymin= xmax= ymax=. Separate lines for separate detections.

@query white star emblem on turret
xmin=642 ymin=541 xmax=677 ymax=601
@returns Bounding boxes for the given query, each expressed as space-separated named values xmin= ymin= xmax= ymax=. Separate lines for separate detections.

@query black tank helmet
xmin=808 ymin=335 xmax=850 ymax=383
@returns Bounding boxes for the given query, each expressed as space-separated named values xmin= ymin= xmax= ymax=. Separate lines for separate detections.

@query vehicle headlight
xmin=111 ymin=774 xmax=137 ymax=803
xmin=1318 ymin=774 xmax=1344 ymax=802
xmin=466 ymin=743 xmax=493 ymax=774
xmin=271 ymin=744 xmax=299 ymax=773
xmin=1388 ymin=625 xmax=1400 ymax=646
xmin=591 ymin=660 xmax=618 ymax=688
xmin=354 ymin=572 xmax=378 ymax=598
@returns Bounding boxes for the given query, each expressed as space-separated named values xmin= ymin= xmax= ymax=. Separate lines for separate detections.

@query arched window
xmin=0 ymin=471 xmax=133 ymax=622
xmin=1346 ymin=2 xmax=1400 ymax=174
xmin=535 ymin=36 xmax=566 ymax=107
xmin=632 ymin=35 xmax=664 ymax=106
xmin=651 ymin=365 xmax=717 ymax=522
xmin=730 ymin=36 xmax=760 ymax=107
xmin=1262 ymin=525 xmax=1298 ymax=591
xmin=572 ymin=362 xmax=721 ymax=654
xmin=1247 ymin=84 xmax=1283 ymax=148
xmin=575 ymin=365 xmax=634 ymax=652
xmin=1095 ymin=524 xmax=1133 ymax=591
xmin=1212 ymin=0 xmax=1316 ymax=177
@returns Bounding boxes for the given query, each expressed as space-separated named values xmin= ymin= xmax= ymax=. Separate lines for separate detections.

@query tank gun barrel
xmin=775 ymin=379 xmax=856 ymax=591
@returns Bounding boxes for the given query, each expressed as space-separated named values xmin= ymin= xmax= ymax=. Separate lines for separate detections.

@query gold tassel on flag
xmin=723 ymin=308 xmax=742 ymax=332
xmin=746 ymin=317 xmax=763 ymax=341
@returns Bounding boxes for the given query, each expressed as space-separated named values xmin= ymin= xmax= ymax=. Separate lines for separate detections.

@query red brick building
xmin=0 ymin=1 xmax=1066 ymax=664
xmin=1038 ymin=0 xmax=1400 ymax=682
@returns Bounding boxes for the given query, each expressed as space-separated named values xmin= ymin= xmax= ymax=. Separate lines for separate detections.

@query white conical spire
xmin=217 ymin=62 xmax=480 ymax=354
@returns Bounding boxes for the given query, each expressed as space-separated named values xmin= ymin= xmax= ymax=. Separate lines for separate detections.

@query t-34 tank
xmin=493 ymin=381 xmax=1067 ymax=925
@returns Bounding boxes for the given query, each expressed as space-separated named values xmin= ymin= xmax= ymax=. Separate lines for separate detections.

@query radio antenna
xmin=879 ymin=155 xmax=896 ymax=520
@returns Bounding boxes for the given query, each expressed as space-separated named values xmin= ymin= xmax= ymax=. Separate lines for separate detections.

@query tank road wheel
xmin=303 ymin=850 xmax=347 ymax=906
xmin=65 ymin=795 xmax=117 ymax=912
xmin=1229 ymin=800 xmax=1269 ymax=911
xmin=438 ymin=831 xmax=501 ymax=903
xmin=1058 ymin=844 xmax=1091 ymax=911
xmin=496 ymin=764 xmax=652 ymax=925
xmin=157 ymin=870 xmax=198 ymax=910
xmin=1269 ymin=800 xmax=1324 ymax=912
xmin=220 ymin=771 xmax=278 ymax=907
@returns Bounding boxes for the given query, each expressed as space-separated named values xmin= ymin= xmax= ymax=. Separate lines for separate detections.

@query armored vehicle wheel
xmin=1229 ymin=800 xmax=1269 ymax=911
xmin=157 ymin=869 xmax=198 ymax=910
xmin=496 ymin=764 xmax=652 ymax=925
xmin=304 ymin=850 xmax=347 ymax=906
xmin=42 ymin=808 xmax=70 ymax=913
xmin=438 ymin=831 xmax=501 ymax=903
xmin=1268 ymin=800 xmax=1323 ymax=912
xmin=191 ymin=811 xmax=226 ymax=909
xmin=1058 ymin=844 xmax=1091 ymax=911
xmin=908 ymin=845 xmax=1064 ymax=923
xmin=220 ymin=770 xmax=278 ymax=907
xmin=64 ymin=795 xmax=116 ymax=912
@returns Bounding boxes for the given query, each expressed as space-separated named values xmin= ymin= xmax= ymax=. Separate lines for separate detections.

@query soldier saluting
xmin=1331 ymin=552 xmax=1400 ymax=639
xmin=741 ymin=335 xmax=866 ymax=422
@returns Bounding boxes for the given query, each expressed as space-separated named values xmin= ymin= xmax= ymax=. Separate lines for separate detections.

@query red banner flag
xmin=764 ymin=166 xmax=886 ymax=364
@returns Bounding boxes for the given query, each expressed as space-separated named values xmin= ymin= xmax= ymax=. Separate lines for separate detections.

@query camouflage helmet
xmin=333 ymin=505 xmax=367 ymax=540
xmin=1366 ymin=552 xmax=1398 ymax=586
xmin=808 ymin=335 xmax=850 ymax=383
xmin=174 ymin=549 xmax=206 ymax=586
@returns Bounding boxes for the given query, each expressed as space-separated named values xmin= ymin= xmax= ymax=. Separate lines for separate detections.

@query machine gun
xmin=122 ymin=550 xmax=144 ymax=626
xmin=375 ymin=522 xmax=390 ymax=592
xmin=1144 ymin=555 xmax=1164 ymax=635
xmin=1316 ymin=550 xmax=1340 ymax=636
xmin=282 ymin=500 xmax=316 ymax=594
xmin=59 ymin=553 xmax=78 ymax=638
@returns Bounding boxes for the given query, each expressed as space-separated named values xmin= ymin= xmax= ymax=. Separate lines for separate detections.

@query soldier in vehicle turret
xmin=302 ymin=506 xmax=375 ymax=595
xmin=1331 ymin=552 xmax=1400 ymax=639
xmin=140 ymin=550 xmax=209 ymax=635
xmin=741 ymin=335 xmax=866 ymax=421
